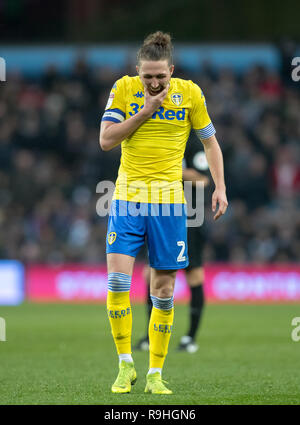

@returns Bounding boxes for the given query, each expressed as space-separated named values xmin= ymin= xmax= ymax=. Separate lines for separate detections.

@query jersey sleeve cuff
xmin=194 ymin=122 xmax=216 ymax=140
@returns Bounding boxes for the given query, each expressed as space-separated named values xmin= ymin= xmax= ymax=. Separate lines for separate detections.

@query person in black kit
xmin=134 ymin=131 xmax=210 ymax=353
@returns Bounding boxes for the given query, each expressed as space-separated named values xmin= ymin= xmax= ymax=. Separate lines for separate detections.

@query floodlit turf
xmin=0 ymin=302 xmax=299 ymax=405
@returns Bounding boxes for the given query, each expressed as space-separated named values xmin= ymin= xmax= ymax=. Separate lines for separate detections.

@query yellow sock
xmin=148 ymin=306 xmax=174 ymax=369
xmin=107 ymin=290 xmax=132 ymax=355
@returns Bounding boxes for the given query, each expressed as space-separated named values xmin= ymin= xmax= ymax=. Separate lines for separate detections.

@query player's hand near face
xmin=212 ymin=187 xmax=228 ymax=220
xmin=143 ymin=84 xmax=169 ymax=118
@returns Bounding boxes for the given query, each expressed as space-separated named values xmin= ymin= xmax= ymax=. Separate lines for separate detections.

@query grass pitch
xmin=0 ymin=302 xmax=299 ymax=405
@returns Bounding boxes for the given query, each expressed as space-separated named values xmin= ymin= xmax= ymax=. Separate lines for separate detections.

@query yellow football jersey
xmin=102 ymin=76 xmax=215 ymax=203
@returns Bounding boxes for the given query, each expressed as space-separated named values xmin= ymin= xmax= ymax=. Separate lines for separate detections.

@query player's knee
xmin=151 ymin=270 xmax=176 ymax=298
xmin=151 ymin=283 xmax=174 ymax=299
xmin=157 ymin=287 xmax=173 ymax=299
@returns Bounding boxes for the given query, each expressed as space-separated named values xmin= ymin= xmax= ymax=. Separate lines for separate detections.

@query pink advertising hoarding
xmin=26 ymin=264 xmax=190 ymax=303
xmin=26 ymin=263 xmax=300 ymax=303
xmin=204 ymin=264 xmax=300 ymax=302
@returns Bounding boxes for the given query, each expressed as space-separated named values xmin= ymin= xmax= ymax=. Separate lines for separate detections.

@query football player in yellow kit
xmin=100 ymin=31 xmax=228 ymax=394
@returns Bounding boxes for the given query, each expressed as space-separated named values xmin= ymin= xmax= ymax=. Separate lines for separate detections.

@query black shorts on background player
xmin=186 ymin=225 xmax=206 ymax=270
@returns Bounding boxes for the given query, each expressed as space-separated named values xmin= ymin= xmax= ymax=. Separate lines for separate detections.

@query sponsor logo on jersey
xmin=171 ymin=93 xmax=183 ymax=106
xmin=108 ymin=232 xmax=117 ymax=245
xmin=129 ymin=103 xmax=186 ymax=121
xmin=134 ymin=91 xmax=144 ymax=98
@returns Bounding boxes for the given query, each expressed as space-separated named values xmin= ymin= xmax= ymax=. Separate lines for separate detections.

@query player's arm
xmin=100 ymin=111 xmax=149 ymax=151
xmin=190 ymin=83 xmax=228 ymax=220
xmin=200 ymin=135 xmax=228 ymax=220
xmin=100 ymin=86 xmax=168 ymax=151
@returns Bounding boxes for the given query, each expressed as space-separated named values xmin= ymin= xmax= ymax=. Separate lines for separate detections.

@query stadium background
xmin=0 ymin=0 xmax=300 ymax=405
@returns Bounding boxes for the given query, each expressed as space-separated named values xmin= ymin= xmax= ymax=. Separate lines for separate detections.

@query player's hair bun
xmin=143 ymin=31 xmax=172 ymax=49
xmin=137 ymin=31 xmax=173 ymax=65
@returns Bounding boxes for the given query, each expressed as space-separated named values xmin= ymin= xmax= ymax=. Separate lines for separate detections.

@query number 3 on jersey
xmin=177 ymin=241 xmax=186 ymax=262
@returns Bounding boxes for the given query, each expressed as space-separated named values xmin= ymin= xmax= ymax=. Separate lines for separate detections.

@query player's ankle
xmin=148 ymin=368 xmax=162 ymax=375
xmin=119 ymin=354 xmax=133 ymax=364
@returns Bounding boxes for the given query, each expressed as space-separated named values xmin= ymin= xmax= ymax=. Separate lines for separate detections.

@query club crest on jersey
xmin=171 ymin=93 xmax=183 ymax=106
xmin=108 ymin=232 xmax=117 ymax=245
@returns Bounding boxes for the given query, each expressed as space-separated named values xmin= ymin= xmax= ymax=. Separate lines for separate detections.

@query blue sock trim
xmin=108 ymin=272 xmax=131 ymax=292
xmin=150 ymin=295 xmax=174 ymax=310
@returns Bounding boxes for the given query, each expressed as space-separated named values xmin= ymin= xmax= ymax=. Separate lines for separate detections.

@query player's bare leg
xmin=107 ymin=253 xmax=135 ymax=275
xmin=106 ymin=253 xmax=137 ymax=393
xmin=150 ymin=268 xmax=176 ymax=299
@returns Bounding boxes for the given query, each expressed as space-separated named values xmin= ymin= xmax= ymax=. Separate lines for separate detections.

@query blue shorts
xmin=106 ymin=200 xmax=189 ymax=270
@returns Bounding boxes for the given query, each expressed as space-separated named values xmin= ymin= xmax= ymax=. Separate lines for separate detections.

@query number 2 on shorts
xmin=177 ymin=241 xmax=186 ymax=262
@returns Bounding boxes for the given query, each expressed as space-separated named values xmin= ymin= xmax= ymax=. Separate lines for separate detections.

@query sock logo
xmin=107 ymin=232 xmax=117 ymax=245
xmin=108 ymin=308 xmax=131 ymax=319
xmin=153 ymin=323 xmax=173 ymax=333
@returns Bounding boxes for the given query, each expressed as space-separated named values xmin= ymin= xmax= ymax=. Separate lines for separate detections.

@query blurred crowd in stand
xmin=0 ymin=54 xmax=299 ymax=265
